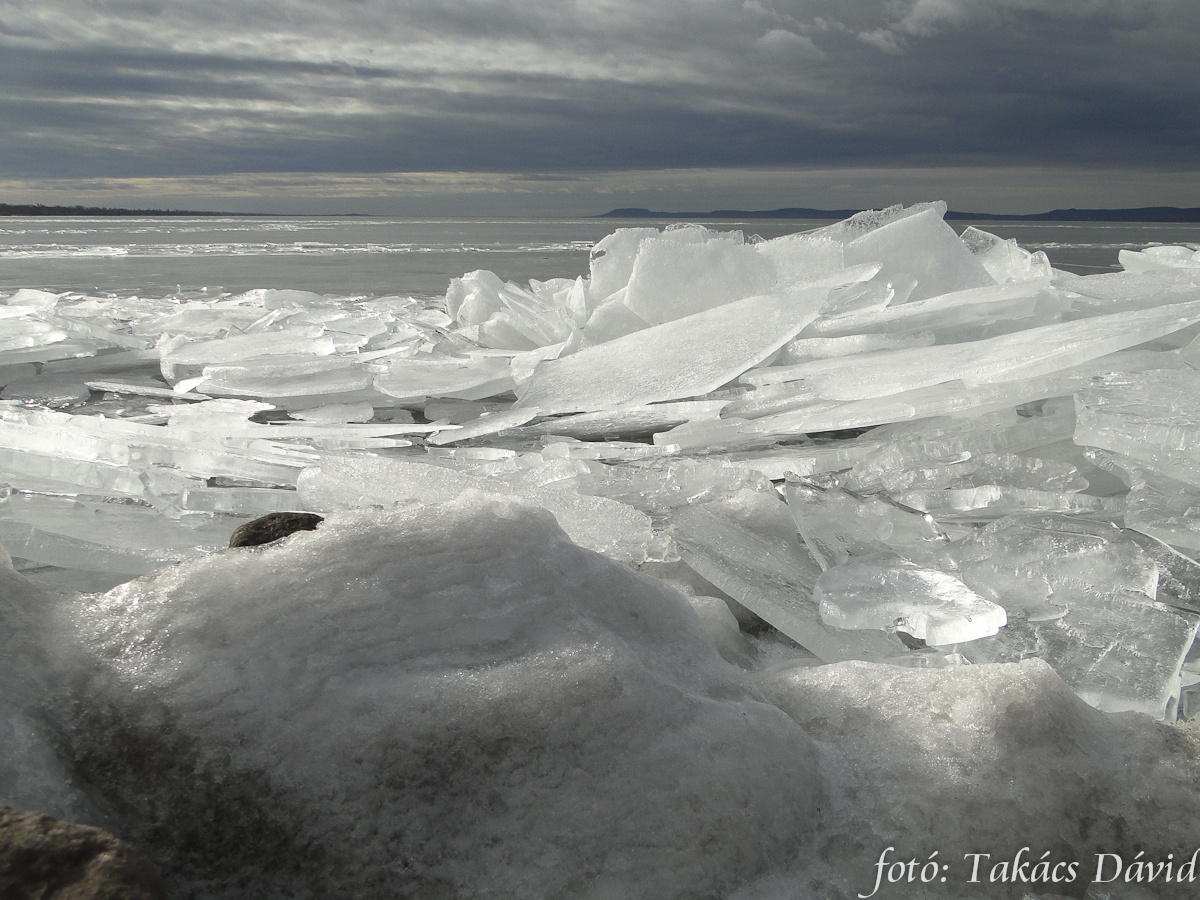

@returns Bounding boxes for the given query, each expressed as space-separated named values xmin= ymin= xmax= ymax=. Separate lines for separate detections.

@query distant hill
xmin=0 ymin=203 xmax=237 ymax=216
xmin=598 ymin=206 xmax=1200 ymax=223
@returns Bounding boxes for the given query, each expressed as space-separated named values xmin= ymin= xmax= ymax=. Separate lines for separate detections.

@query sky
xmin=1 ymin=0 xmax=1197 ymax=216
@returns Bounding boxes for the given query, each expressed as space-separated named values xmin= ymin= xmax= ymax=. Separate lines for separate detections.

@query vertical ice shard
xmin=621 ymin=226 xmax=775 ymax=325
xmin=841 ymin=206 xmax=995 ymax=303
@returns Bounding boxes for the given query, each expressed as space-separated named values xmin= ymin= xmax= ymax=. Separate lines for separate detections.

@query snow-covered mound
xmin=4 ymin=497 xmax=1199 ymax=898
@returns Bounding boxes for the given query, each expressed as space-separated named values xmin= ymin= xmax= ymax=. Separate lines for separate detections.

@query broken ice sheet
xmin=0 ymin=492 xmax=230 ymax=575
xmin=373 ymin=354 xmax=514 ymax=402
xmin=774 ymin=297 xmax=1200 ymax=402
xmin=801 ymin=280 xmax=1060 ymax=342
xmin=670 ymin=500 xmax=902 ymax=662
xmin=1074 ymin=368 xmax=1200 ymax=488
xmin=296 ymin=456 xmax=656 ymax=562
xmin=783 ymin=477 xmax=951 ymax=571
xmin=744 ymin=346 xmax=1181 ymax=438
xmin=515 ymin=287 xmax=831 ymax=416
xmin=960 ymin=593 xmax=1198 ymax=719
xmin=894 ymin=485 xmax=1121 ymax=523
xmin=815 ymin=553 xmax=1006 ymax=646
xmin=517 ymin=400 xmax=726 ymax=441
xmin=1122 ymin=464 xmax=1200 ymax=554
xmin=949 ymin=514 xmax=1159 ymax=622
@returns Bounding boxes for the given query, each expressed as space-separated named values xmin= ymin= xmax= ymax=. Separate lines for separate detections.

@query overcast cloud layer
xmin=1 ymin=1 xmax=1197 ymax=213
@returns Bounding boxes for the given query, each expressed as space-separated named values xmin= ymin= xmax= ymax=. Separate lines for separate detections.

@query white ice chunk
xmin=587 ymin=227 xmax=661 ymax=305
xmin=756 ymin=656 xmax=1200 ymax=876
xmin=517 ymin=287 xmax=830 ymax=415
xmin=622 ymin=226 xmax=775 ymax=325
xmin=446 ymin=270 xmax=577 ymax=350
xmin=960 ymin=226 xmax=1053 ymax=284
xmin=816 ymin=553 xmax=1006 ymax=645
xmin=1119 ymin=244 xmax=1200 ymax=274
xmin=842 ymin=206 xmax=995 ymax=303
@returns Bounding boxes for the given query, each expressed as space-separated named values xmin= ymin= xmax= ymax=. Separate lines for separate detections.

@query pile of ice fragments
xmin=4 ymin=200 xmax=1200 ymax=723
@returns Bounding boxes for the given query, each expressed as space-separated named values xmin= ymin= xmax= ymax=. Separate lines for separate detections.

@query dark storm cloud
xmin=0 ymin=1 xmax=1196 ymax=185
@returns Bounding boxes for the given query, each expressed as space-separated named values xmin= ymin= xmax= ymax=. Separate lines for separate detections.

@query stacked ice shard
xmin=3 ymin=201 xmax=1200 ymax=718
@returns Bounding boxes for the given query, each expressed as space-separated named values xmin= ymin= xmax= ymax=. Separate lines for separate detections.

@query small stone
xmin=0 ymin=805 xmax=166 ymax=900
xmin=229 ymin=511 xmax=325 ymax=548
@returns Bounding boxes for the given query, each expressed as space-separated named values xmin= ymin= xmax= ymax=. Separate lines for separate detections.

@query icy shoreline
xmin=4 ymin=201 xmax=1200 ymax=896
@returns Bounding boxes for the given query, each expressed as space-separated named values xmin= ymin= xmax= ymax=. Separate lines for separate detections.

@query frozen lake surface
xmin=3 ymin=204 xmax=1200 ymax=898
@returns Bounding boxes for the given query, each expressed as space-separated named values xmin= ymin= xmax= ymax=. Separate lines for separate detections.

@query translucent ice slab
xmin=773 ymin=298 xmax=1200 ymax=402
xmin=1123 ymin=464 xmax=1200 ymax=553
xmin=801 ymin=280 xmax=1060 ymax=340
xmin=373 ymin=354 xmax=515 ymax=402
xmin=896 ymin=485 xmax=1121 ymax=522
xmin=518 ymin=400 xmax=726 ymax=441
xmin=841 ymin=206 xmax=995 ymax=303
xmin=670 ymin=502 xmax=903 ymax=662
xmin=296 ymin=457 xmax=655 ymax=562
xmin=515 ymin=287 xmax=831 ymax=415
xmin=960 ymin=226 xmax=1053 ymax=284
xmin=622 ymin=226 xmax=775 ymax=325
xmin=0 ymin=492 xmax=229 ymax=574
xmin=950 ymin=514 xmax=1159 ymax=621
xmin=815 ymin=553 xmax=1006 ymax=646
xmin=745 ymin=346 xmax=1183 ymax=436
xmin=960 ymin=593 xmax=1198 ymax=719
xmin=783 ymin=478 xmax=952 ymax=570
xmin=1074 ymin=368 xmax=1200 ymax=487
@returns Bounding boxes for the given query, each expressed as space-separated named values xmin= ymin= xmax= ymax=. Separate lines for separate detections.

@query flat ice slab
xmin=516 ymin=287 xmax=831 ymax=415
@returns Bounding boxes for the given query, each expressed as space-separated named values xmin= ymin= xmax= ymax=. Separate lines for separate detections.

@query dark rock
xmin=229 ymin=511 xmax=324 ymax=548
xmin=0 ymin=805 xmax=165 ymax=900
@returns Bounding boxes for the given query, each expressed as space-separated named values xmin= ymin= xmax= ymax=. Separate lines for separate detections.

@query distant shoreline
xmin=0 ymin=203 xmax=252 ymax=217
xmin=4 ymin=202 xmax=1199 ymax=223
xmin=598 ymin=206 xmax=1200 ymax=223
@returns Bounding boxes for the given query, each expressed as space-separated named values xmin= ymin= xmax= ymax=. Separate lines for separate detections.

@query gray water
xmin=2 ymin=215 xmax=1198 ymax=299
